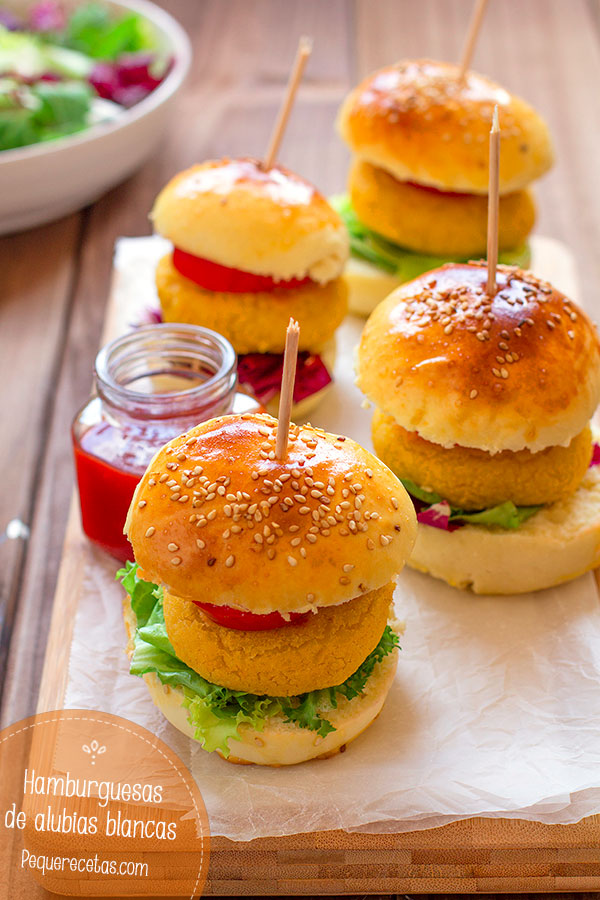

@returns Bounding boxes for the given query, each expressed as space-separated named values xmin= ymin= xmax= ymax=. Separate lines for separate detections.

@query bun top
xmin=151 ymin=158 xmax=349 ymax=284
xmin=337 ymin=59 xmax=554 ymax=194
xmin=357 ymin=263 xmax=600 ymax=454
xmin=126 ymin=413 xmax=416 ymax=615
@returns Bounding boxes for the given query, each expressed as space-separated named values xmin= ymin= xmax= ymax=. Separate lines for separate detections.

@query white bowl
xmin=0 ymin=0 xmax=191 ymax=234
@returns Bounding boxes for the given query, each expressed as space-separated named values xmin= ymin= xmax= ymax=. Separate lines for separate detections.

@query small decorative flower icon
xmin=82 ymin=739 xmax=107 ymax=766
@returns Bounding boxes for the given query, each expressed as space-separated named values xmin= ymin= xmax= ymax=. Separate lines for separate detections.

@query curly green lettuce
xmin=400 ymin=477 xmax=542 ymax=530
xmin=117 ymin=563 xmax=399 ymax=756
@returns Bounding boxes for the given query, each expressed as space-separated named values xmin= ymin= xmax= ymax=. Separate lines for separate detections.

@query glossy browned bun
xmin=126 ymin=413 xmax=417 ymax=615
xmin=163 ymin=583 xmax=393 ymax=696
xmin=337 ymin=59 xmax=554 ymax=194
xmin=349 ymin=159 xmax=536 ymax=257
xmin=151 ymin=158 xmax=348 ymax=284
xmin=357 ymin=263 xmax=600 ymax=453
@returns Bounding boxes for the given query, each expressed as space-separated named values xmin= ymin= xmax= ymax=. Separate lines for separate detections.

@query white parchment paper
xmin=65 ymin=236 xmax=600 ymax=839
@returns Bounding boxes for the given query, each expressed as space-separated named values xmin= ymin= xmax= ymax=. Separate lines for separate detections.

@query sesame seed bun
xmin=356 ymin=263 xmax=600 ymax=454
xmin=372 ymin=410 xmax=593 ymax=510
xmin=123 ymin=596 xmax=399 ymax=766
xmin=151 ymin=158 xmax=349 ymax=284
xmin=156 ymin=253 xmax=347 ymax=355
xmin=349 ymin=159 xmax=536 ymax=257
xmin=337 ymin=59 xmax=554 ymax=195
xmin=163 ymin=582 xmax=394 ymax=696
xmin=126 ymin=413 xmax=417 ymax=615
xmin=407 ymin=457 xmax=600 ymax=594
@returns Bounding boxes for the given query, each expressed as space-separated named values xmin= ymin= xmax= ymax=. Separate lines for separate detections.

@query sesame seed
xmin=207 ymin=510 xmax=217 ymax=520
xmin=500 ymin=368 xmax=509 ymax=378
xmin=167 ymin=542 xmax=179 ymax=552
xmin=196 ymin=539 xmax=205 ymax=549
xmin=145 ymin=526 xmax=155 ymax=538
xmin=380 ymin=535 xmax=391 ymax=546
xmin=207 ymin=557 xmax=216 ymax=566
xmin=291 ymin=537 xmax=301 ymax=547
xmin=138 ymin=500 xmax=146 ymax=509
xmin=339 ymin=576 xmax=351 ymax=585
xmin=159 ymin=474 xmax=169 ymax=483
xmin=225 ymin=555 xmax=235 ymax=567
xmin=343 ymin=564 xmax=354 ymax=573
xmin=470 ymin=389 xmax=478 ymax=399
xmin=287 ymin=556 xmax=297 ymax=567
xmin=171 ymin=557 xmax=182 ymax=566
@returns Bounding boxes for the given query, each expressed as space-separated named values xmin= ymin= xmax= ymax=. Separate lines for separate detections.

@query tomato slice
xmin=173 ymin=247 xmax=312 ymax=293
xmin=194 ymin=601 xmax=310 ymax=631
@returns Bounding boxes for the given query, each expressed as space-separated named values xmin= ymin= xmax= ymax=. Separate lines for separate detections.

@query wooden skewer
xmin=486 ymin=105 xmax=500 ymax=296
xmin=457 ymin=0 xmax=489 ymax=82
xmin=263 ymin=36 xmax=313 ymax=170
xmin=275 ymin=318 xmax=300 ymax=460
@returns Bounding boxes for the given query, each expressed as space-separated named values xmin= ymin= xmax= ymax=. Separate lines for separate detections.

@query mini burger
xmin=150 ymin=158 xmax=349 ymax=416
xmin=356 ymin=262 xmax=600 ymax=595
xmin=335 ymin=59 xmax=554 ymax=314
xmin=119 ymin=412 xmax=416 ymax=765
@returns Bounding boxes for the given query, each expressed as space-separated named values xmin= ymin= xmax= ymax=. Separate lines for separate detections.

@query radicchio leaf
xmin=416 ymin=500 xmax=461 ymax=532
xmin=237 ymin=351 xmax=332 ymax=404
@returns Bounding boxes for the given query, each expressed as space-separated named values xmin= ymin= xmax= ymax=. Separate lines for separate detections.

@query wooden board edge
xmin=36 ymin=494 xmax=86 ymax=714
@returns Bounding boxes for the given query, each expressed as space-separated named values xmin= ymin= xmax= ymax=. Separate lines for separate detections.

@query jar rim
xmin=94 ymin=323 xmax=237 ymax=414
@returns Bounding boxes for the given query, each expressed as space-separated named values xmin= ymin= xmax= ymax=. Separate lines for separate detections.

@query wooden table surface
xmin=2 ymin=1 xmax=600 ymax=898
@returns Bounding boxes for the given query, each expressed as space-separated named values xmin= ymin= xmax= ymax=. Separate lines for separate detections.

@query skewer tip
xmin=492 ymin=103 xmax=499 ymax=133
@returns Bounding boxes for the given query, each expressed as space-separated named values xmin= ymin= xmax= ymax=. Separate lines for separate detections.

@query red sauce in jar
xmin=72 ymin=324 xmax=259 ymax=561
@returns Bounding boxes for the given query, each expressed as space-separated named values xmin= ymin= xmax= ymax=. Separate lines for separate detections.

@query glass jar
xmin=72 ymin=324 xmax=260 ymax=562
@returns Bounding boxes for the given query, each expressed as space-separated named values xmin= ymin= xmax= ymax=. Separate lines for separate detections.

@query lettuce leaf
xmin=117 ymin=564 xmax=399 ymax=756
xmin=63 ymin=3 xmax=156 ymax=60
xmin=330 ymin=194 xmax=531 ymax=277
xmin=399 ymin=479 xmax=542 ymax=531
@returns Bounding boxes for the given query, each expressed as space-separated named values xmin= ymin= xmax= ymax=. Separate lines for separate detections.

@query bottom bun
xmin=408 ymin=464 xmax=600 ymax=594
xmin=343 ymin=257 xmax=404 ymax=316
xmin=144 ymin=651 xmax=397 ymax=766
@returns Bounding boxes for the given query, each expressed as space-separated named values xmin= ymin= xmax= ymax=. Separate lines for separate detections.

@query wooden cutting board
xmin=36 ymin=237 xmax=600 ymax=895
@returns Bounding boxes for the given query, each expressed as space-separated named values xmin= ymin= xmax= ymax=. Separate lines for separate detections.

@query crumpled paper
xmin=65 ymin=235 xmax=600 ymax=839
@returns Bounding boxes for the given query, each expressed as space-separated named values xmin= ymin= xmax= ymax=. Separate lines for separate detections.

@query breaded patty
xmin=349 ymin=159 xmax=536 ymax=257
xmin=156 ymin=254 xmax=348 ymax=355
xmin=372 ymin=408 xmax=593 ymax=510
xmin=163 ymin=582 xmax=394 ymax=697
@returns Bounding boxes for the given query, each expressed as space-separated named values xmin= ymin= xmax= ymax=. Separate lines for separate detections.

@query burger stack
xmin=356 ymin=261 xmax=600 ymax=594
xmin=151 ymin=157 xmax=349 ymax=416
xmin=335 ymin=59 xmax=555 ymax=314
